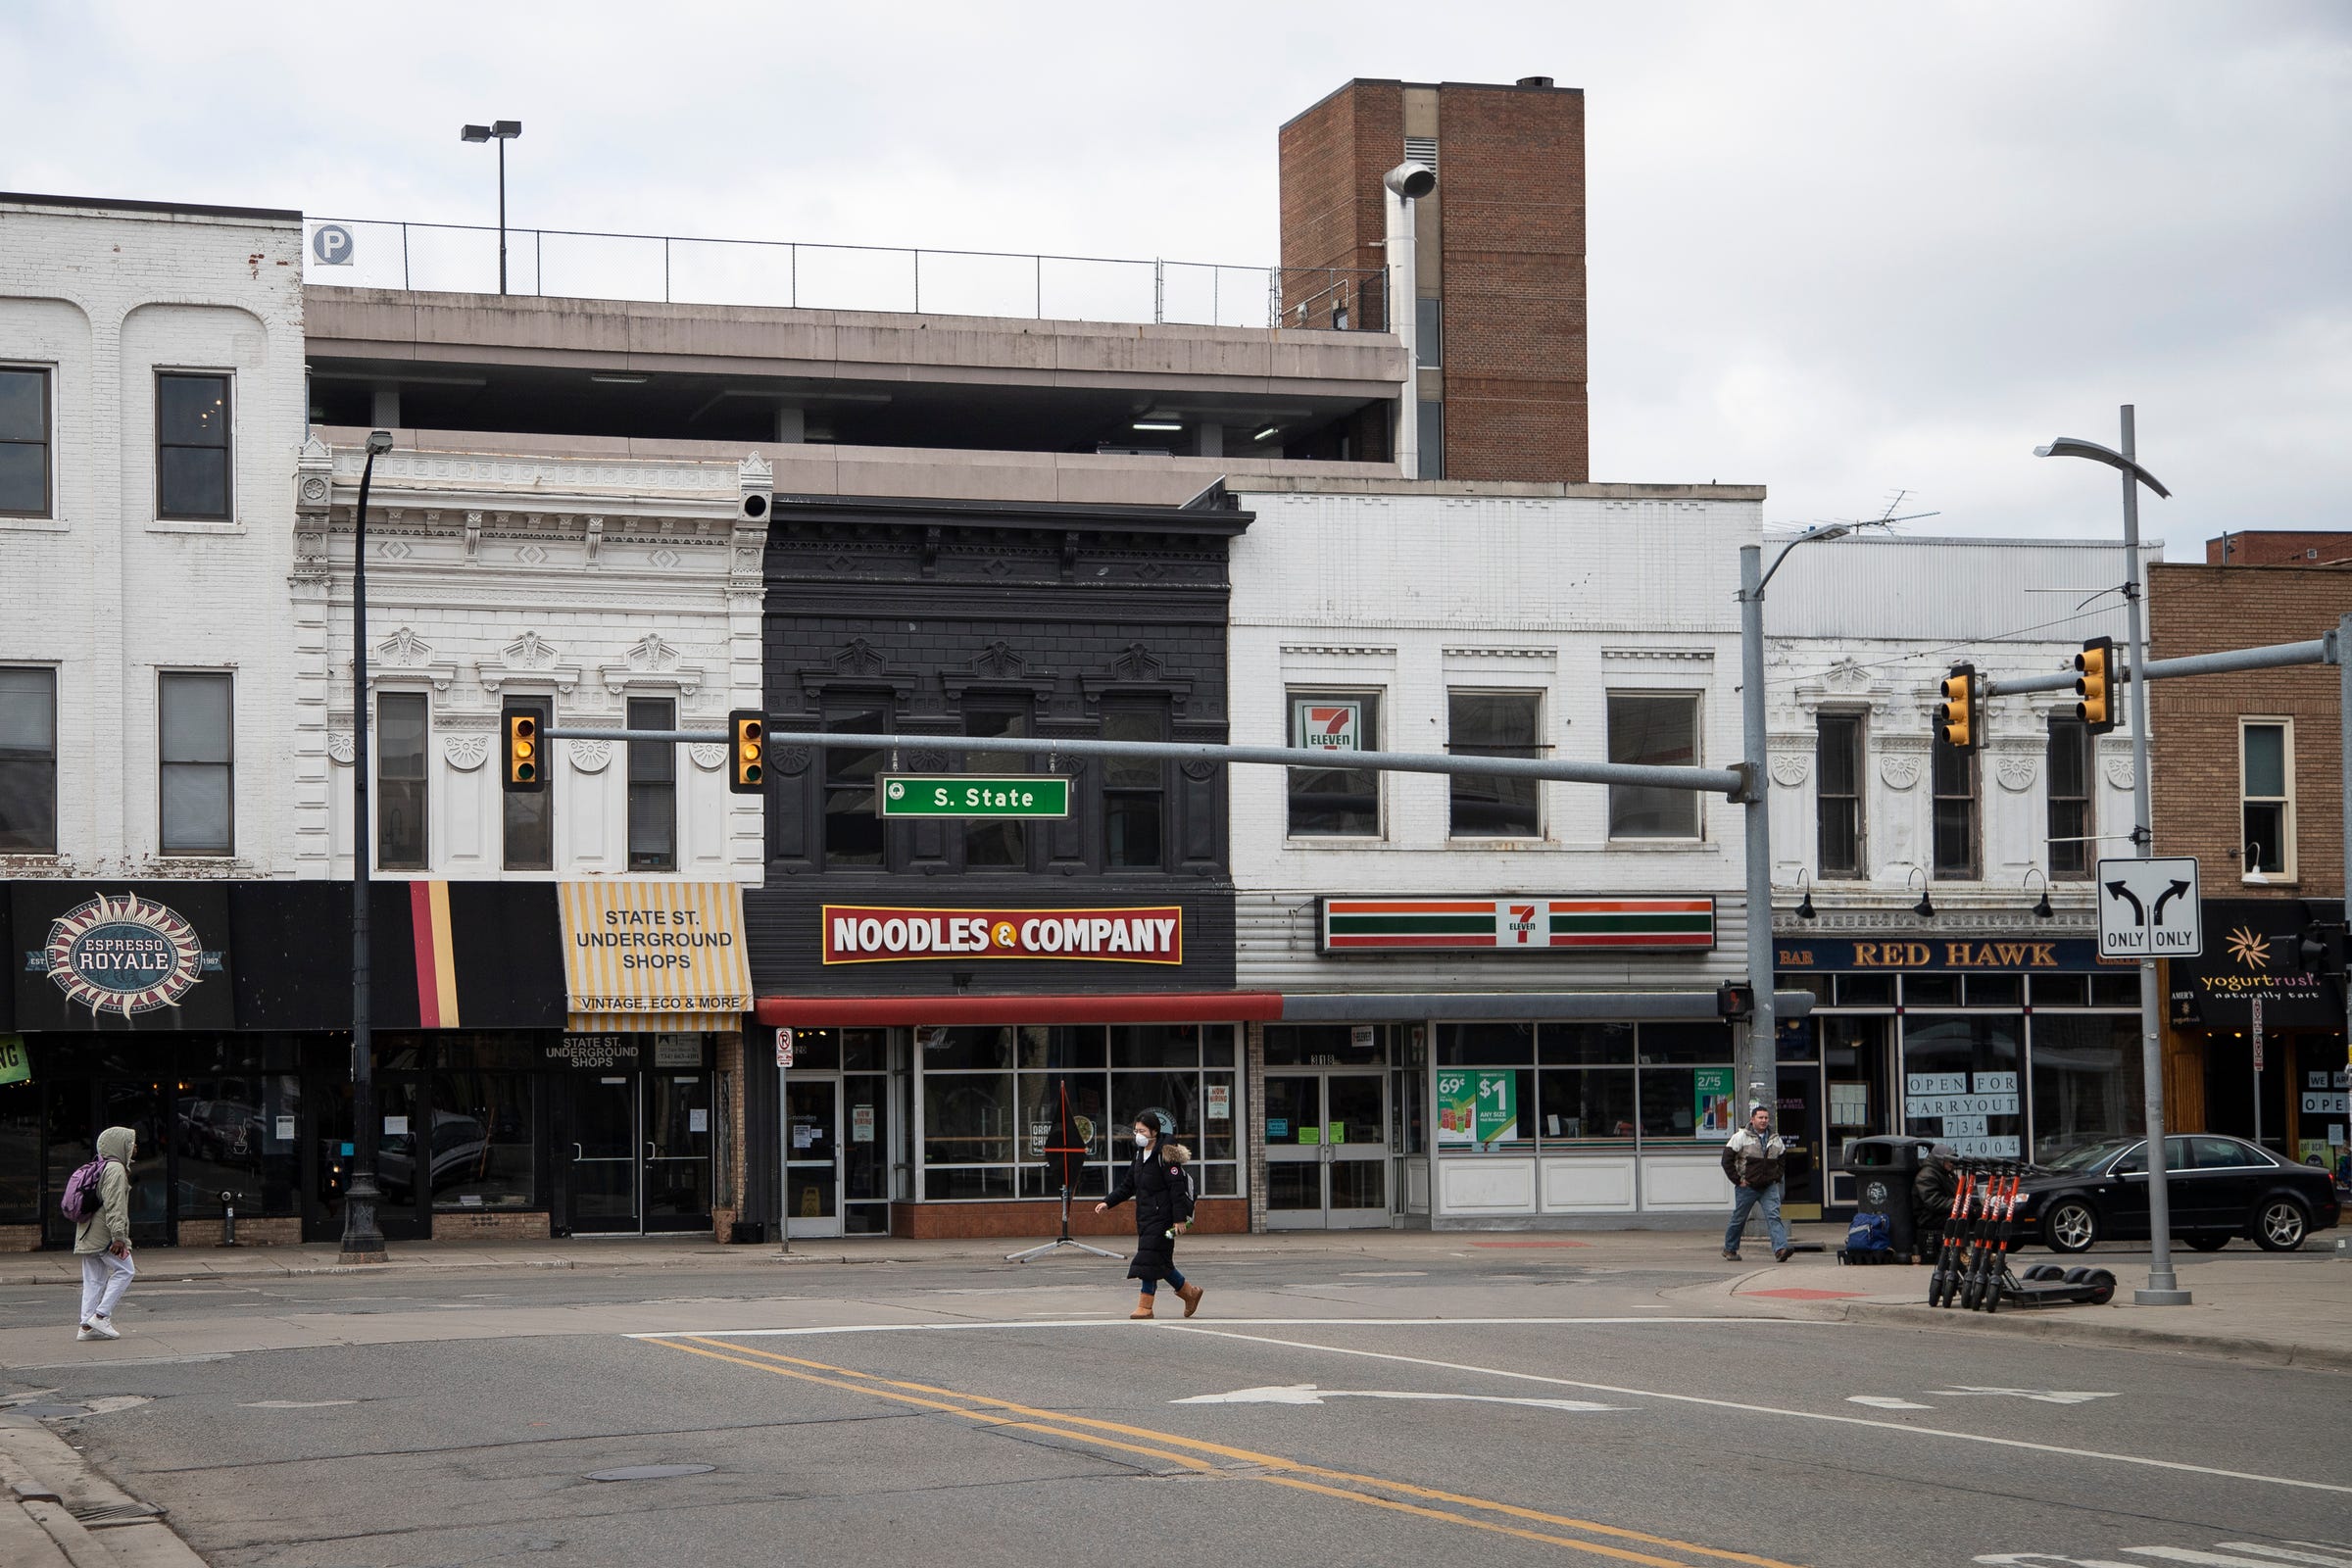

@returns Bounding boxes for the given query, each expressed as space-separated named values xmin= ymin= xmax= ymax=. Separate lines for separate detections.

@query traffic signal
xmin=1936 ymin=662 xmax=1978 ymax=753
xmin=2074 ymin=636 xmax=2117 ymax=734
xmin=729 ymin=709 xmax=765 ymax=794
xmin=1716 ymin=981 xmax=1755 ymax=1020
xmin=501 ymin=707 xmax=543 ymax=794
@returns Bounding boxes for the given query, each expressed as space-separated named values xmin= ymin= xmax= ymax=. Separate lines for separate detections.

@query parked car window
xmin=2190 ymin=1136 xmax=2263 ymax=1169
xmin=2042 ymin=1137 xmax=2132 ymax=1173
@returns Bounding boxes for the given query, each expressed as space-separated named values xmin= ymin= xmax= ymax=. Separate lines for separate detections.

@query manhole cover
xmin=584 ymin=1464 xmax=715 ymax=1483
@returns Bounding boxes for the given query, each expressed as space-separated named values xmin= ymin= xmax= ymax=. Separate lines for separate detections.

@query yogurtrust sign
xmin=822 ymin=905 xmax=1184 ymax=965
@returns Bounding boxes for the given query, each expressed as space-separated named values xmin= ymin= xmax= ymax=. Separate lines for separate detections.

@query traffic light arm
xmin=1973 ymin=634 xmax=2336 ymax=700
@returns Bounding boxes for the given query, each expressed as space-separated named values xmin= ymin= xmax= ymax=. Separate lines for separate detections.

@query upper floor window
xmin=1931 ymin=730 xmax=1977 ymax=878
xmin=1607 ymin=692 xmax=1700 ymax=840
xmin=824 ymin=700 xmax=887 ymax=867
xmin=0 ymin=368 xmax=51 ymax=518
xmin=156 ymin=372 xmax=232 ymax=520
xmin=627 ymin=697 xmax=677 ymax=872
xmin=1815 ymin=713 xmax=1864 ymax=877
xmin=1415 ymin=296 xmax=1443 ymax=368
xmin=0 ymin=666 xmax=57 ymax=852
xmin=1287 ymin=691 xmax=1380 ymax=837
xmin=2046 ymin=714 xmax=2092 ymax=879
xmin=376 ymin=692 xmax=429 ymax=871
xmin=504 ymin=696 xmax=554 ymax=871
xmin=1448 ymin=690 xmax=1541 ymax=839
xmin=158 ymin=671 xmax=233 ymax=856
xmin=2241 ymin=719 xmax=2294 ymax=878
xmin=962 ymin=704 xmax=1031 ymax=871
xmin=1102 ymin=704 xmax=1167 ymax=870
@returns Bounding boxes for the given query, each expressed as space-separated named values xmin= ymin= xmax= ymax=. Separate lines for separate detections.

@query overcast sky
xmin=5 ymin=2 xmax=2345 ymax=556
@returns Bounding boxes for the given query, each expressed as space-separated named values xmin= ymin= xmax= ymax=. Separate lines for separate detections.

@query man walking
xmin=74 ymin=1125 xmax=138 ymax=1341
xmin=1721 ymin=1103 xmax=1791 ymax=1262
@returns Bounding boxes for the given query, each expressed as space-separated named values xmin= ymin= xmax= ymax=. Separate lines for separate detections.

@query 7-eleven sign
xmin=1294 ymin=699 xmax=1362 ymax=752
xmin=1503 ymin=904 xmax=1540 ymax=944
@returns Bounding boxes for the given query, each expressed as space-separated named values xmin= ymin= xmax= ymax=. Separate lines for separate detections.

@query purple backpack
xmin=60 ymin=1158 xmax=108 ymax=1223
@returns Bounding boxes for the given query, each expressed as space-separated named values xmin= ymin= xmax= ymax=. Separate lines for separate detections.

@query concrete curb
xmin=0 ymin=1416 xmax=207 ymax=1567
xmin=1826 ymin=1297 xmax=2352 ymax=1373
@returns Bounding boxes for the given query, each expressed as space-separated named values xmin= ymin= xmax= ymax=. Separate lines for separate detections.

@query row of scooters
xmin=1928 ymin=1159 xmax=2117 ymax=1311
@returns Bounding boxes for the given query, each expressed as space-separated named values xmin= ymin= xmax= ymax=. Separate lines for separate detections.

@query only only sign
xmin=2096 ymin=856 xmax=2202 ymax=959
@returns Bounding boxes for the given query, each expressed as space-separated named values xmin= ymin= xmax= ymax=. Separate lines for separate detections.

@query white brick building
xmin=1227 ymin=480 xmax=1765 ymax=1229
xmin=294 ymin=439 xmax=768 ymax=884
xmin=0 ymin=193 xmax=308 ymax=877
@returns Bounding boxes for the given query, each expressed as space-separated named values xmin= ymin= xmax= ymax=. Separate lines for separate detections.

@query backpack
xmin=60 ymin=1157 xmax=109 ymax=1224
xmin=1844 ymin=1211 xmax=1892 ymax=1254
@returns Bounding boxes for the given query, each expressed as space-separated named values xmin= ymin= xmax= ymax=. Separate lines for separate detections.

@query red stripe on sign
xmin=408 ymin=882 xmax=440 ymax=1028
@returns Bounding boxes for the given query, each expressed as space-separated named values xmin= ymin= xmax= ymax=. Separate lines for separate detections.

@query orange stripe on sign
xmin=1328 ymin=901 xmax=1498 ymax=915
xmin=408 ymin=883 xmax=440 ymax=1029
xmin=427 ymin=880 xmax=460 ymax=1027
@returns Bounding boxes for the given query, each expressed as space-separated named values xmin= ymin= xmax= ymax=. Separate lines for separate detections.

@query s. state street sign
xmin=877 ymin=775 xmax=1071 ymax=818
xmin=2096 ymin=856 xmax=2203 ymax=959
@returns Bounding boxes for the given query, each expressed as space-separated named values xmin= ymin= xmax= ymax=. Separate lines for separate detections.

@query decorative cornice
xmin=1601 ymin=647 xmax=1714 ymax=662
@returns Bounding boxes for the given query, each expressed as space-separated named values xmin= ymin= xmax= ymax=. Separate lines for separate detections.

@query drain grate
xmin=73 ymin=1500 xmax=167 ymax=1529
xmin=584 ymin=1464 xmax=715 ymax=1483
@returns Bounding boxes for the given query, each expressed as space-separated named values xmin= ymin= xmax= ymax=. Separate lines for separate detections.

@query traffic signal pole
xmin=1738 ymin=546 xmax=1778 ymax=1127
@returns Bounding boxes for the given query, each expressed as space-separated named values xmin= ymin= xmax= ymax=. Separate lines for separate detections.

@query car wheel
xmin=2184 ymin=1234 xmax=2230 ymax=1252
xmin=2254 ymin=1197 xmax=2310 ymax=1252
xmin=2045 ymin=1199 xmax=2098 ymax=1253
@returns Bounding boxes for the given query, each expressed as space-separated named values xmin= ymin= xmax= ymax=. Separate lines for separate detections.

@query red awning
xmin=755 ymin=992 xmax=1284 ymax=1026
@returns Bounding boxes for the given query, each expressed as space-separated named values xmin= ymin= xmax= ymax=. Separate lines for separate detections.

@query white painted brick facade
xmin=0 ymin=198 xmax=308 ymax=877
xmin=1227 ymin=489 xmax=1759 ymax=990
xmin=294 ymin=440 xmax=765 ymax=883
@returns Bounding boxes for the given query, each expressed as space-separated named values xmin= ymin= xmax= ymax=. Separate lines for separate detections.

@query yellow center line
xmin=1260 ymin=1475 xmax=1707 ymax=1568
xmin=657 ymin=1335 xmax=1808 ymax=1568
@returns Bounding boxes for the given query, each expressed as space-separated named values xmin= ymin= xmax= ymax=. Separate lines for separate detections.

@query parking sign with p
xmin=311 ymin=223 xmax=356 ymax=266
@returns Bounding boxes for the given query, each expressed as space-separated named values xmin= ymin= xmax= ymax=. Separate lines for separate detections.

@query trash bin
xmin=1842 ymin=1135 xmax=1939 ymax=1259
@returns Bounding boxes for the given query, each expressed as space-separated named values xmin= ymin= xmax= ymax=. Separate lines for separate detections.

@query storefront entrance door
xmin=784 ymin=1076 xmax=842 ymax=1239
xmin=1263 ymin=1071 xmax=1389 ymax=1230
xmin=568 ymin=1076 xmax=639 ymax=1234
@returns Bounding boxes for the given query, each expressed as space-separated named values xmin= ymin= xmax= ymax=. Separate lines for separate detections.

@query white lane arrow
xmin=1172 ymin=1383 xmax=1623 ymax=1413
xmin=1847 ymin=1396 xmax=1935 ymax=1410
xmin=1931 ymin=1386 xmax=2119 ymax=1406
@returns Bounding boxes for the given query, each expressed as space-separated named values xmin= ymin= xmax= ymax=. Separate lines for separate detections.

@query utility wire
xmin=1763 ymin=602 xmax=2125 ymax=690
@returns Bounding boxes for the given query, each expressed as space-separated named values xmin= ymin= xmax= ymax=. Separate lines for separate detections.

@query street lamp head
xmin=461 ymin=123 xmax=492 ymax=142
xmin=1804 ymin=522 xmax=1853 ymax=544
xmin=2034 ymin=435 xmax=2173 ymax=499
xmin=366 ymin=429 xmax=395 ymax=456
xmin=492 ymin=120 xmax=521 ymax=139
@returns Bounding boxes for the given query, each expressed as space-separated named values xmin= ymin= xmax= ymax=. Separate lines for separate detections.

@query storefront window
xmin=2029 ymin=1014 xmax=2142 ymax=1162
xmin=1636 ymin=1024 xmax=1737 ymax=1141
xmin=1902 ymin=1014 xmax=2023 ymax=1157
xmin=1265 ymin=1024 xmax=1382 ymax=1067
xmin=0 ymin=1069 xmax=38 ymax=1225
xmin=426 ymin=1072 xmax=534 ymax=1209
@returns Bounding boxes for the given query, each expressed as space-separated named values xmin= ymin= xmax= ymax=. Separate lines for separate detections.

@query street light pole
xmin=461 ymin=121 xmax=522 ymax=296
xmin=339 ymin=429 xmax=396 ymax=1266
xmin=2036 ymin=406 xmax=2188 ymax=1305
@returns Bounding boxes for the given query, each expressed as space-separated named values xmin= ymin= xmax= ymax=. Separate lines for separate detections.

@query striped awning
xmin=558 ymin=881 xmax=753 ymax=1032
xmin=1318 ymin=897 xmax=1717 ymax=954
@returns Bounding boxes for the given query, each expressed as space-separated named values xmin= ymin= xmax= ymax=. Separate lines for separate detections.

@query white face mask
xmin=1135 ymin=1129 xmax=1154 ymax=1149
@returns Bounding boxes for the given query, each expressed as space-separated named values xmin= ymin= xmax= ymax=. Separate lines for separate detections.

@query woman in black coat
xmin=1094 ymin=1106 xmax=1203 ymax=1319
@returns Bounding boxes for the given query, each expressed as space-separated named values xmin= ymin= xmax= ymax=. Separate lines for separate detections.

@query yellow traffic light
xmin=1937 ymin=662 xmax=1978 ymax=753
xmin=729 ymin=709 xmax=765 ymax=795
xmin=2075 ymin=636 xmax=2117 ymax=734
xmin=503 ymin=707 xmax=544 ymax=794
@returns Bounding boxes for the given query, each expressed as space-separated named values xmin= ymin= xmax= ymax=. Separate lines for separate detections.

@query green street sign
xmin=0 ymin=1035 xmax=28 ymax=1088
xmin=877 ymin=774 xmax=1071 ymax=819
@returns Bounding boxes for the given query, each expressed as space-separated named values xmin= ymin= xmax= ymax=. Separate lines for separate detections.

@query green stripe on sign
xmin=1548 ymin=914 xmax=1715 ymax=934
xmin=1330 ymin=914 xmax=1495 ymax=935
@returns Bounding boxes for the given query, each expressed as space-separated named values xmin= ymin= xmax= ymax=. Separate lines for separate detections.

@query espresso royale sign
xmin=821 ymin=906 xmax=1184 ymax=964
xmin=11 ymin=884 xmax=233 ymax=1030
xmin=1318 ymin=897 xmax=1715 ymax=955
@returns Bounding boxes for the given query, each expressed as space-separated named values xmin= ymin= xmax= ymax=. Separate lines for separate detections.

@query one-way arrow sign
xmin=2096 ymin=856 xmax=2202 ymax=958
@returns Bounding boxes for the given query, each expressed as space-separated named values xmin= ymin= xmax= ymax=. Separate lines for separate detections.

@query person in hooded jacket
xmin=1911 ymin=1144 xmax=1959 ymax=1263
xmin=1093 ymin=1106 xmax=1203 ymax=1320
xmin=74 ymin=1125 xmax=138 ymax=1341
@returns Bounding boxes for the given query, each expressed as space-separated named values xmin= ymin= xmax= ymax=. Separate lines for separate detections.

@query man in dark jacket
xmin=1094 ymin=1107 xmax=1203 ymax=1320
xmin=1911 ymin=1145 xmax=1958 ymax=1263
xmin=1720 ymin=1104 xmax=1790 ymax=1262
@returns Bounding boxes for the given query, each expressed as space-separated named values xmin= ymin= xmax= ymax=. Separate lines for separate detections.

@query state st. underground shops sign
xmin=821 ymin=905 xmax=1184 ymax=965
xmin=16 ymin=887 xmax=231 ymax=1029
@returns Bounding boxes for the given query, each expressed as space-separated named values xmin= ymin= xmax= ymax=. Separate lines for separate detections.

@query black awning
xmin=2168 ymin=898 xmax=2344 ymax=1031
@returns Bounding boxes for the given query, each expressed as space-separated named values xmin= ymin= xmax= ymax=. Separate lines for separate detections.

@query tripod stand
xmin=1006 ymin=1079 xmax=1122 ymax=1264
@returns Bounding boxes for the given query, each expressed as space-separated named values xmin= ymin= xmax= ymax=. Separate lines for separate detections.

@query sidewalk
xmin=0 ymin=1414 xmax=205 ymax=1568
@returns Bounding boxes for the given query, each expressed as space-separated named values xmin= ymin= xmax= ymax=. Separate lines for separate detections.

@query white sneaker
xmin=87 ymin=1318 xmax=119 ymax=1341
xmin=75 ymin=1323 xmax=97 ymax=1341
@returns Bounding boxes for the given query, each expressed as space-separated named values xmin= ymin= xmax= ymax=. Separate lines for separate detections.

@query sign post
xmin=2252 ymin=997 xmax=2265 ymax=1148
xmin=775 ymin=1028 xmax=792 ymax=1254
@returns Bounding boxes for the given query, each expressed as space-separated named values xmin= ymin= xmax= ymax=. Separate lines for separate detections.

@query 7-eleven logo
xmin=1298 ymin=701 xmax=1360 ymax=751
xmin=1506 ymin=904 xmax=1539 ymax=944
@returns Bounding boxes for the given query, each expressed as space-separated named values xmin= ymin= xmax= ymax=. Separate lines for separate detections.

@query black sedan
xmin=2015 ymin=1134 xmax=2341 ymax=1253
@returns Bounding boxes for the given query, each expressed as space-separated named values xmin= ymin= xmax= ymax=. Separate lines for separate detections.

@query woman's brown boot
xmin=1129 ymin=1292 xmax=1155 ymax=1319
xmin=1175 ymin=1282 xmax=1204 ymax=1318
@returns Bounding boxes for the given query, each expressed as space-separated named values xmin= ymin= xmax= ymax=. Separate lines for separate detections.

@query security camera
xmin=1383 ymin=162 xmax=1436 ymax=199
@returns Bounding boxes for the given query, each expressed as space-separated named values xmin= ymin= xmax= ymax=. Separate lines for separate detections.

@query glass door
xmin=784 ymin=1076 xmax=841 ymax=1239
xmin=1263 ymin=1072 xmax=1390 ymax=1230
xmin=567 ymin=1075 xmax=639 ymax=1235
xmin=644 ymin=1074 xmax=710 ymax=1233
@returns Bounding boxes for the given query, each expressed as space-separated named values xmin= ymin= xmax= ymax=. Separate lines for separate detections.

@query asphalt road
xmin=3 ymin=1250 xmax=2346 ymax=1568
